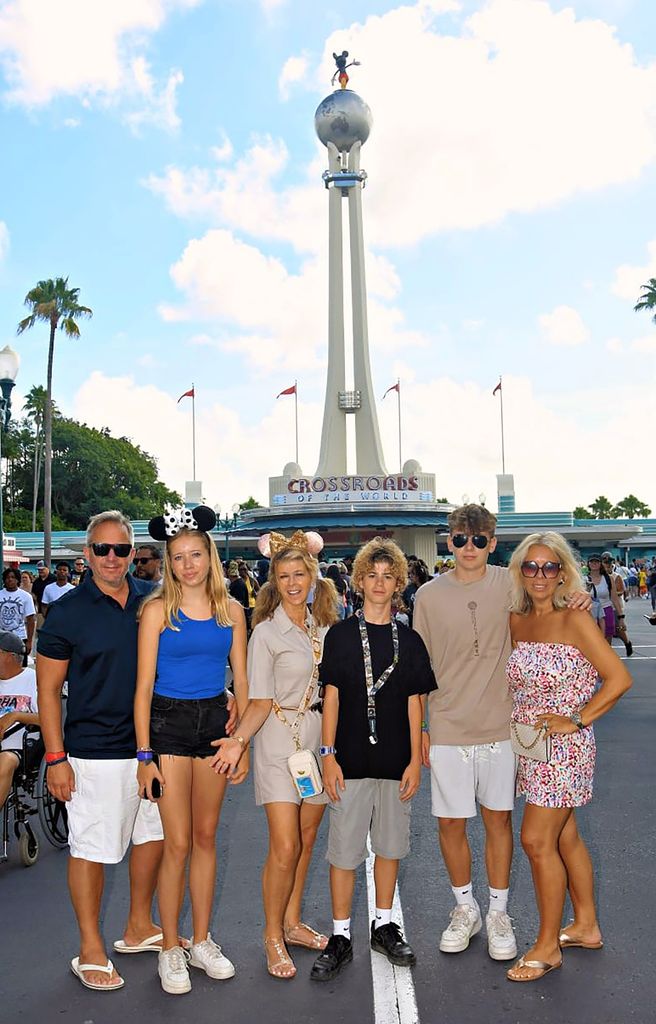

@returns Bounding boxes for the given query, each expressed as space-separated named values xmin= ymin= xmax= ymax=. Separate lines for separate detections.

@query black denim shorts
xmin=150 ymin=692 xmax=229 ymax=758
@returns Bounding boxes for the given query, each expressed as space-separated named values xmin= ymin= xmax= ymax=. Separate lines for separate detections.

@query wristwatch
xmin=569 ymin=711 xmax=584 ymax=730
xmin=319 ymin=745 xmax=337 ymax=756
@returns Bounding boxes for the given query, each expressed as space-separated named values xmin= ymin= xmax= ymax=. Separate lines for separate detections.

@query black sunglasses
xmin=520 ymin=560 xmax=561 ymax=579
xmin=91 ymin=543 xmax=132 ymax=558
xmin=133 ymin=557 xmax=154 ymax=565
xmin=451 ymin=534 xmax=489 ymax=550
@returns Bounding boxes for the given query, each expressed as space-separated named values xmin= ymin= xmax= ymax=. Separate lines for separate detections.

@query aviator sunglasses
xmin=520 ymin=560 xmax=561 ymax=579
xmin=451 ymin=533 xmax=489 ymax=549
xmin=91 ymin=543 xmax=132 ymax=558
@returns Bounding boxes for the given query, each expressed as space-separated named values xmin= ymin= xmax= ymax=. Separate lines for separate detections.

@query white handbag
xmin=287 ymin=748 xmax=324 ymax=799
xmin=510 ymin=720 xmax=551 ymax=763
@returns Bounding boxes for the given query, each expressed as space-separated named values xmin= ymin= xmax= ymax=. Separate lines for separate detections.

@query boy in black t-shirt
xmin=310 ymin=539 xmax=436 ymax=981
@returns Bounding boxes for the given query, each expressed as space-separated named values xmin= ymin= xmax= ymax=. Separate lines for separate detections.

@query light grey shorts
xmin=326 ymin=778 xmax=411 ymax=870
xmin=429 ymin=740 xmax=516 ymax=819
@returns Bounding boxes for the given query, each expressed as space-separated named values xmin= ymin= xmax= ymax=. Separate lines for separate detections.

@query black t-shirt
xmin=32 ymin=573 xmax=55 ymax=613
xmin=229 ymin=577 xmax=249 ymax=609
xmin=38 ymin=573 xmax=154 ymax=758
xmin=319 ymin=615 xmax=436 ymax=781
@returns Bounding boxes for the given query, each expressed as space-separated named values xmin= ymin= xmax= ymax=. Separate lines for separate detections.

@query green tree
xmin=23 ymin=385 xmax=57 ymax=531
xmin=634 ymin=278 xmax=656 ymax=324
xmin=4 ymin=416 xmax=181 ymax=530
xmin=238 ymin=496 xmax=263 ymax=511
xmin=588 ymin=495 xmax=614 ymax=519
xmin=17 ymin=277 xmax=93 ymax=564
xmin=611 ymin=495 xmax=652 ymax=519
xmin=573 ymin=506 xmax=593 ymax=519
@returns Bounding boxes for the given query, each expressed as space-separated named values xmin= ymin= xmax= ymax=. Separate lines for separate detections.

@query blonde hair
xmin=252 ymin=547 xmax=339 ymax=629
xmin=351 ymin=537 xmax=408 ymax=594
xmin=139 ymin=528 xmax=232 ymax=629
xmin=508 ymin=531 xmax=584 ymax=615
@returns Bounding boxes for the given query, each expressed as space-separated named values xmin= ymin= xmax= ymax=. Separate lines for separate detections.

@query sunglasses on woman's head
xmin=520 ymin=560 xmax=561 ymax=579
xmin=451 ymin=534 xmax=489 ymax=549
xmin=91 ymin=543 xmax=132 ymax=558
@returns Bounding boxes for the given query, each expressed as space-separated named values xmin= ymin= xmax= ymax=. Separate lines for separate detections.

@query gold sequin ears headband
xmin=257 ymin=530 xmax=324 ymax=559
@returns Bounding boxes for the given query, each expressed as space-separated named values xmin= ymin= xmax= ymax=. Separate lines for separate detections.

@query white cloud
xmin=147 ymin=0 xmax=656 ymax=249
xmin=278 ymin=55 xmax=309 ymax=100
xmin=0 ymin=221 xmax=9 ymax=262
xmin=538 ymin=305 xmax=590 ymax=346
xmin=606 ymin=333 xmax=656 ymax=355
xmin=69 ymin=370 xmax=656 ymax=515
xmin=63 ymin=117 xmax=80 ymax=128
xmin=0 ymin=0 xmax=196 ymax=129
xmin=611 ymin=239 xmax=656 ymax=301
xmin=630 ymin=335 xmax=656 ymax=353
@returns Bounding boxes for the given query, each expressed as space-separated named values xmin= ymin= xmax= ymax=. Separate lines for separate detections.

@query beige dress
xmin=248 ymin=604 xmax=328 ymax=806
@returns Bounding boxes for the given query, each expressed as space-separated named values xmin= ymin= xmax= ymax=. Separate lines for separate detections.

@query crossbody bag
xmin=272 ymin=619 xmax=324 ymax=799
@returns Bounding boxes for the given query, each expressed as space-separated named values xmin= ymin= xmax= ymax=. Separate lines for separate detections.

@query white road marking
xmin=365 ymin=846 xmax=419 ymax=1024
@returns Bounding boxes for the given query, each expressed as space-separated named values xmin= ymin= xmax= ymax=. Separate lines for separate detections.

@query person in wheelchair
xmin=0 ymin=631 xmax=39 ymax=808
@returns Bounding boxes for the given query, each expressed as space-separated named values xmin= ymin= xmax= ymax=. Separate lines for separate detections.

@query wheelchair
xmin=1 ymin=725 xmax=68 ymax=867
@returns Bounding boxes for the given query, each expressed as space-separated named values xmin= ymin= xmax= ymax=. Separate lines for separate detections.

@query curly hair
xmin=139 ymin=528 xmax=232 ymax=629
xmin=252 ymin=547 xmax=339 ymax=629
xmin=448 ymin=503 xmax=497 ymax=537
xmin=351 ymin=538 xmax=408 ymax=594
xmin=508 ymin=531 xmax=584 ymax=615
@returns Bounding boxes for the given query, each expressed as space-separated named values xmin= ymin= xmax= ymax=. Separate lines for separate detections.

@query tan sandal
xmin=507 ymin=955 xmax=562 ymax=982
xmin=264 ymin=936 xmax=296 ymax=979
xmin=559 ymin=922 xmax=603 ymax=949
xmin=283 ymin=922 xmax=328 ymax=950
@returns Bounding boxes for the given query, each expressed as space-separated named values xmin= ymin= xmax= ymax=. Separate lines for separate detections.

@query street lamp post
xmin=214 ymin=504 xmax=241 ymax=563
xmin=0 ymin=345 xmax=20 ymax=576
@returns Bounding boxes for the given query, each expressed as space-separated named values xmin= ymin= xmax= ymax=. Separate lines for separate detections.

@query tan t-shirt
xmin=413 ymin=564 xmax=513 ymax=745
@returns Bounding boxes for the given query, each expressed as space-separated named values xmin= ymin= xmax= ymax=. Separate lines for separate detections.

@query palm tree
xmin=17 ymin=279 xmax=92 ymax=563
xmin=634 ymin=278 xmax=656 ymax=323
xmin=588 ymin=495 xmax=614 ymax=519
xmin=23 ymin=385 xmax=58 ymax=531
xmin=611 ymin=495 xmax=652 ymax=519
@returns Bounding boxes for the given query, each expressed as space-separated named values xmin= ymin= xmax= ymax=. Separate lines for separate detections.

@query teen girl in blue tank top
xmin=134 ymin=506 xmax=248 ymax=995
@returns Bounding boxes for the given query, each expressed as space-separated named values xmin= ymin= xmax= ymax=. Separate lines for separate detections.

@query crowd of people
xmin=0 ymin=503 xmax=636 ymax=998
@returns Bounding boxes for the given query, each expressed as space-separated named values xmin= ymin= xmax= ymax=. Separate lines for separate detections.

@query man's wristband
xmin=421 ymin=721 xmax=429 ymax=733
xmin=45 ymin=750 xmax=66 ymax=764
xmin=618 ymin=614 xmax=625 ymax=619
xmin=136 ymin=749 xmax=154 ymax=763
xmin=319 ymin=745 xmax=336 ymax=756
xmin=46 ymin=755 xmax=68 ymax=768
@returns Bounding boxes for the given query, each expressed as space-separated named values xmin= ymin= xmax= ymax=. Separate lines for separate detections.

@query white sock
xmin=374 ymin=907 xmax=392 ymax=927
xmin=333 ymin=918 xmax=351 ymax=939
xmin=452 ymin=882 xmax=477 ymax=908
xmin=488 ymin=887 xmax=509 ymax=915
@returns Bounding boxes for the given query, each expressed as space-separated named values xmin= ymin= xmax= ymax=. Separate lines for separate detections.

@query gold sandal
xmin=283 ymin=922 xmax=328 ymax=950
xmin=264 ymin=936 xmax=296 ymax=979
xmin=507 ymin=955 xmax=562 ymax=982
xmin=559 ymin=922 xmax=603 ymax=949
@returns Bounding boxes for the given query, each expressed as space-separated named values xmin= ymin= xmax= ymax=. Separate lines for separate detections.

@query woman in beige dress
xmin=214 ymin=531 xmax=339 ymax=979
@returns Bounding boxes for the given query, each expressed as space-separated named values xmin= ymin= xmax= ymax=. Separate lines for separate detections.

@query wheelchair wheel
xmin=19 ymin=828 xmax=39 ymax=867
xmin=36 ymin=759 xmax=69 ymax=849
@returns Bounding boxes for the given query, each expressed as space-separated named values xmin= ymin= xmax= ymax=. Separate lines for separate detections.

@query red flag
xmin=382 ymin=382 xmax=400 ymax=399
xmin=276 ymin=383 xmax=297 ymax=398
xmin=177 ymin=387 xmax=195 ymax=403
xmin=492 ymin=381 xmax=502 ymax=396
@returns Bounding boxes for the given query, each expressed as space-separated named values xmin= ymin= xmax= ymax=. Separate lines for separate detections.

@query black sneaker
xmin=625 ymin=641 xmax=633 ymax=657
xmin=370 ymin=921 xmax=416 ymax=967
xmin=310 ymin=934 xmax=353 ymax=982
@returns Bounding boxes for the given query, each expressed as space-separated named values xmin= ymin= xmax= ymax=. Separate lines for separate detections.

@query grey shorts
xmin=326 ymin=778 xmax=411 ymax=870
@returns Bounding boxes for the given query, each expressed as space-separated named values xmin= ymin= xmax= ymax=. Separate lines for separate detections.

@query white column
xmin=315 ymin=142 xmax=347 ymax=476
xmin=347 ymin=142 xmax=387 ymax=476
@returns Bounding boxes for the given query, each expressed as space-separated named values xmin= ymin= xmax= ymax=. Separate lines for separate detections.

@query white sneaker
xmin=158 ymin=945 xmax=191 ymax=994
xmin=439 ymin=902 xmax=482 ymax=953
xmin=188 ymin=932 xmax=235 ymax=980
xmin=486 ymin=910 xmax=517 ymax=961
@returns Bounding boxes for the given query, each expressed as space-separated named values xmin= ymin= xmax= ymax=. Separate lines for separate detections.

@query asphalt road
xmin=1 ymin=599 xmax=654 ymax=1024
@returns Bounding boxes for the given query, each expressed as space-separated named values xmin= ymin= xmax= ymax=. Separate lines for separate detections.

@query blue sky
xmin=0 ymin=0 xmax=655 ymax=514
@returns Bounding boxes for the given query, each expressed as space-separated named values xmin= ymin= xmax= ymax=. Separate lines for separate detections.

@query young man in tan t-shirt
xmin=413 ymin=505 xmax=590 ymax=963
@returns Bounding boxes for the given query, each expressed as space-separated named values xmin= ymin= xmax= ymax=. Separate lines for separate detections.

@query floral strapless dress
xmin=506 ymin=642 xmax=597 ymax=808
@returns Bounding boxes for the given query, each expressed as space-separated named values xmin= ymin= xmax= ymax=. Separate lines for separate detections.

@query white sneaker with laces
xmin=486 ymin=910 xmax=517 ymax=961
xmin=439 ymin=902 xmax=482 ymax=953
xmin=158 ymin=945 xmax=191 ymax=994
xmin=188 ymin=933 xmax=235 ymax=979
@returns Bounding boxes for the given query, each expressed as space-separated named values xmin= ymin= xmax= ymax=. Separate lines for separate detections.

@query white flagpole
xmin=397 ymin=379 xmax=402 ymax=473
xmin=191 ymin=383 xmax=196 ymax=480
xmin=294 ymin=380 xmax=299 ymax=465
xmin=498 ymin=376 xmax=506 ymax=474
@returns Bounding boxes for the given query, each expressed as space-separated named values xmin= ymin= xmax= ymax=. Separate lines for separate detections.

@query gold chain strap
xmin=272 ymin=620 xmax=322 ymax=751
xmin=511 ymin=721 xmax=544 ymax=751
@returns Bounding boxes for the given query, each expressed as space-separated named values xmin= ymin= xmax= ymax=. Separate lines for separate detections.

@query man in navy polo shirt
xmin=37 ymin=510 xmax=165 ymax=992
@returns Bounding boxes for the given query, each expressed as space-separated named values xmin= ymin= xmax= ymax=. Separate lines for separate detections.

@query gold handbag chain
xmin=272 ymin=619 xmax=322 ymax=752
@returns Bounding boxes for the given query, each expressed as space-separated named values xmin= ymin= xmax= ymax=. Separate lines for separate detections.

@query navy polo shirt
xmin=38 ymin=572 xmax=154 ymax=759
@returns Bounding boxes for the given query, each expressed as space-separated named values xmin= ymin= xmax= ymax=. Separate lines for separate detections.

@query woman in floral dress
xmin=505 ymin=532 xmax=631 ymax=983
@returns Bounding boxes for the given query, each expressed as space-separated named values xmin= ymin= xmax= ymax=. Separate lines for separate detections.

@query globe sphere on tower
xmin=314 ymin=89 xmax=373 ymax=152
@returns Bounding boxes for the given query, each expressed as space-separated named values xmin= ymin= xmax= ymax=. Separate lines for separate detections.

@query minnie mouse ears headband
xmin=257 ymin=530 xmax=324 ymax=559
xmin=149 ymin=505 xmax=217 ymax=542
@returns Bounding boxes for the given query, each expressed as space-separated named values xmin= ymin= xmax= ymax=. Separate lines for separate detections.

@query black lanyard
xmin=356 ymin=610 xmax=399 ymax=745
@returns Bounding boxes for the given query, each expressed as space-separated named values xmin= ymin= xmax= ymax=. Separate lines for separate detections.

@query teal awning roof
xmin=235 ymin=511 xmax=449 ymax=532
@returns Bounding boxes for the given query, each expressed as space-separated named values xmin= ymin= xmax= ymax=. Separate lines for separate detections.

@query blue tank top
xmin=154 ymin=611 xmax=233 ymax=700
